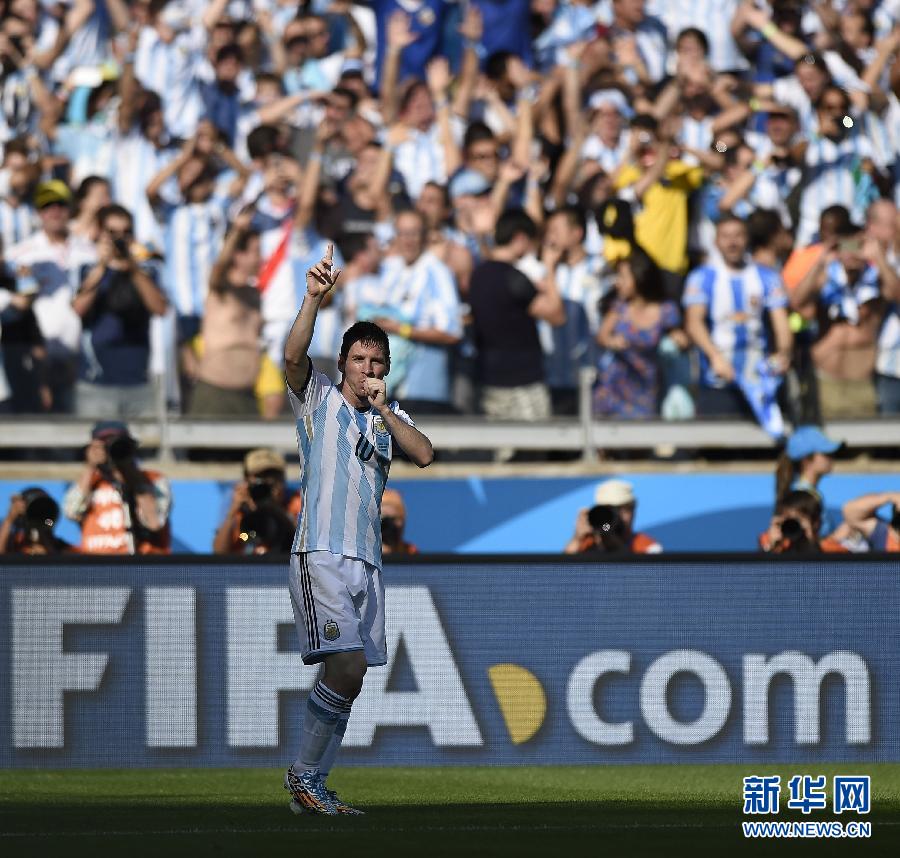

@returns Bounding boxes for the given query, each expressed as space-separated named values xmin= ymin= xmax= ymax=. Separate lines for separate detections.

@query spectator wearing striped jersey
xmin=683 ymin=214 xmax=793 ymax=418
xmin=369 ymin=209 xmax=463 ymax=413
xmin=145 ymin=121 xmax=250 ymax=347
xmin=864 ymin=199 xmax=900 ymax=414
xmin=790 ymin=219 xmax=884 ymax=419
xmin=62 ymin=420 xmax=171 ymax=554
xmin=842 ymin=490 xmax=900 ymax=552
xmin=794 ymin=85 xmax=882 ymax=245
xmin=540 ymin=205 xmax=604 ymax=415
xmin=5 ymin=179 xmax=97 ymax=413
xmin=0 ymin=137 xmax=39 ymax=250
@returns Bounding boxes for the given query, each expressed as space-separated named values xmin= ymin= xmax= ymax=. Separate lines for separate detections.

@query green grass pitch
xmin=2 ymin=765 xmax=899 ymax=857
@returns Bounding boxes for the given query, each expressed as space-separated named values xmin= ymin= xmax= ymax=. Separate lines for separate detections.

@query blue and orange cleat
xmin=284 ymin=766 xmax=337 ymax=816
xmin=324 ymin=785 xmax=365 ymax=815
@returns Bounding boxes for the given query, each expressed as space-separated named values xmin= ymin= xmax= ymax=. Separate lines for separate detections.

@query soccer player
xmin=282 ymin=244 xmax=434 ymax=816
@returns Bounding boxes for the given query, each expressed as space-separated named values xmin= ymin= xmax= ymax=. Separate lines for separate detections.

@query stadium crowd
xmin=0 ymin=0 xmax=899 ymax=430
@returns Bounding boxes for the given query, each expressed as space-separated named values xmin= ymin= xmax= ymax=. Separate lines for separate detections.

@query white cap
xmin=594 ymin=479 xmax=636 ymax=506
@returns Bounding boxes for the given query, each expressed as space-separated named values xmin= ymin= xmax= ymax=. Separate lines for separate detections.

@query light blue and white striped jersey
xmin=798 ymin=131 xmax=875 ymax=245
xmin=111 ymin=132 xmax=179 ymax=250
xmin=877 ymin=303 xmax=900 ymax=379
xmin=581 ymin=130 xmax=631 ymax=175
xmin=288 ymin=369 xmax=415 ymax=568
xmin=677 ymin=115 xmax=713 ymax=161
xmin=539 ymin=256 xmax=604 ymax=390
xmin=772 ymin=54 xmax=868 ymax=134
xmin=158 ymin=198 xmax=228 ymax=319
xmin=645 ymin=0 xmax=747 ymax=71
xmin=377 ymin=252 xmax=463 ymax=403
xmin=0 ymin=289 xmax=13 ymax=402
xmin=392 ymin=119 xmax=464 ymax=200
xmin=0 ymin=199 xmax=38 ymax=251
xmin=682 ymin=260 xmax=788 ymax=389
xmin=134 ymin=26 xmax=204 ymax=140
xmin=820 ymin=260 xmax=881 ymax=325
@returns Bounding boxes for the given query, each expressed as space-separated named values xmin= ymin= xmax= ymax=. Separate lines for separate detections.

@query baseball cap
xmin=381 ymin=488 xmax=406 ymax=521
xmin=91 ymin=420 xmax=132 ymax=441
xmin=786 ymin=426 xmax=844 ymax=461
xmin=449 ymin=168 xmax=491 ymax=201
xmin=594 ymin=479 xmax=636 ymax=507
xmin=34 ymin=180 xmax=72 ymax=210
xmin=244 ymin=448 xmax=286 ymax=475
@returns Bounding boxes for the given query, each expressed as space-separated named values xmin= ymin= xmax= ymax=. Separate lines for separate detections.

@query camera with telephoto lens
xmin=891 ymin=504 xmax=900 ymax=532
xmin=381 ymin=516 xmax=402 ymax=547
xmin=778 ymin=517 xmax=814 ymax=552
xmin=247 ymin=479 xmax=273 ymax=504
xmin=112 ymin=236 xmax=130 ymax=257
xmin=238 ymin=507 xmax=294 ymax=554
xmin=20 ymin=490 xmax=59 ymax=530
xmin=586 ymin=504 xmax=630 ymax=553
xmin=106 ymin=434 xmax=137 ymax=462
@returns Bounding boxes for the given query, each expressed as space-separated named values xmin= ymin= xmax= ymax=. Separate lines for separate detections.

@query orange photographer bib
xmin=79 ymin=471 xmax=170 ymax=554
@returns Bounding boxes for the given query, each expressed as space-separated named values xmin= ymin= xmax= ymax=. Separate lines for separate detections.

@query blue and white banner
xmin=1 ymin=559 xmax=896 ymax=768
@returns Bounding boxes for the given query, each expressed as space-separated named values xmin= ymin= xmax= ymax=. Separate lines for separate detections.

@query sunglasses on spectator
xmin=38 ymin=201 xmax=68 ymax=211
xmin=469 ymin=151 xmax=499 ymax=161
xmin=105 ymin=228 xmax=134 ymax=239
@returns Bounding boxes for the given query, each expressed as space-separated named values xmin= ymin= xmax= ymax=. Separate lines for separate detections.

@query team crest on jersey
xmin=323 ymin=620 xmax=340 ymax=641
xmin=373 ymin=415 xmax=388 ymax=434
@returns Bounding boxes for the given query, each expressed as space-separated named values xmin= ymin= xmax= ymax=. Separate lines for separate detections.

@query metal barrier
xmin=1 ymin=370 xmax=898 ymax=459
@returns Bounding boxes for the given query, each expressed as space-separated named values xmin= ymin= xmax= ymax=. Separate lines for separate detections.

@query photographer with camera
xmin=842 ymin=491 xmax=900 ymax=553
xmin=62 ymin=421 xmax=171 ymax=554
xmin=0 ymin=488 xmax=75 ymax=554
xmin=760 ymin=489 xmax=848 ymax=554
xmin=71 ymin=204 xmax=168 ymax=419
xmin=565 ymin=479 xmax=662 ymax=555
xmin=381 ymin=488 xmax=418 ymax=556
xmin=213 ymin=448 xmax=301 ymax=555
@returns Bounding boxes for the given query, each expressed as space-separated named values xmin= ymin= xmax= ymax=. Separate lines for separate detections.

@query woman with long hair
xmin=774 ymin=425 xmax=843 ymax=503
xmin=593 ymin=245 xmax=687 ymax=418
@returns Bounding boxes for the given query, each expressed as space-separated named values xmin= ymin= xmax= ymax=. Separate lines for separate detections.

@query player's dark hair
xmin=234 ymin=228 xmax=260 ymax=253
xmin=495 ymin=208 xmax=537 ymax=247
xmin=340 ymin=321 xmax=391 ymax=372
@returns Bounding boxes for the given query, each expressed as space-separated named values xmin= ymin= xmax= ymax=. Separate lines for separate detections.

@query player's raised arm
xmin=284 ymin=243 xmax=342 ymax=393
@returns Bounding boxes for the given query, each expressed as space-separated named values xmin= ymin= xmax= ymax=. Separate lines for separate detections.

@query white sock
xmin=319 ymin=713 xmax=350 ymax=783
xmin=293 ymin=681 xmax=352 ymax=773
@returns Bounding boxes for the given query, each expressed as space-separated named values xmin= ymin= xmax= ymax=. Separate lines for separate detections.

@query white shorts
xmin=288 ymin=551 xmax=387 ymax=667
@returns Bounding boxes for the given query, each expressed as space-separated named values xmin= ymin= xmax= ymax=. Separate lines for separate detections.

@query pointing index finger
xmin=323 ymin=243 xmax=333 ymax=267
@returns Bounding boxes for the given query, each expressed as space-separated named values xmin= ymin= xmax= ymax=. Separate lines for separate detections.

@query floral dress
xmin=593 ymin=299 xmax=680 ymax=418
